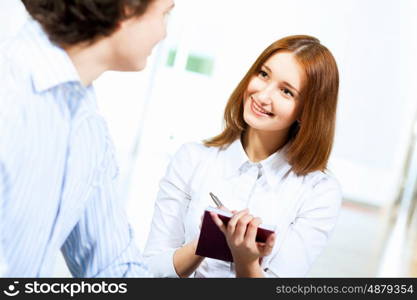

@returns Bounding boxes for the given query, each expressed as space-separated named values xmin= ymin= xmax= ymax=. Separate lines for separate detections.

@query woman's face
xmin=243 ymin=51 xmax=305 ymax=134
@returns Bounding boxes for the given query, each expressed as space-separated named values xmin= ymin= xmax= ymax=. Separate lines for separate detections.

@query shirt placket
xmin=230 ymin=163 xmax=263 ymax=272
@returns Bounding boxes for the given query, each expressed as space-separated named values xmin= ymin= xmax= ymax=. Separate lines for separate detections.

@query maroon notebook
xmin=195 ymin=207 xmax=275 ymax=262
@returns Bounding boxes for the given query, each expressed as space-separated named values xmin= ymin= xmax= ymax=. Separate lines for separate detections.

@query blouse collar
xmin=222 ymin=138 xmax=291 ymax=187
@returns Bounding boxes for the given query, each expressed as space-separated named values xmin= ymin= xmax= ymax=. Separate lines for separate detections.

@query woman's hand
xmin=173 ymin=211 xmax=212 ymax=278
xmin=210 ymin=209 xmax=276 ymax=277
xmin=173 ymin=237 xmax=204 ymax=278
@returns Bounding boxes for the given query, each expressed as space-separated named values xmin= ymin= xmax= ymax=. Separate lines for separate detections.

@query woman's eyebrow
xmin=263 ymin=64 xmax=300 ymax=94
xmin=262 ymin=64 xmax=272 ymax=73
xmin=282 ymin=81 xmax=300 ymax=94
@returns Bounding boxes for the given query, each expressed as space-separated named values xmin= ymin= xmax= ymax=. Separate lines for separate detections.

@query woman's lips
xmin=250 ymin=97 xmax=273 ymax=117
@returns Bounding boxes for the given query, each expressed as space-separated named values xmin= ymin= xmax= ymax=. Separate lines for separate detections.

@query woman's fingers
xmin=244 ymin=217 xmax=262 ymax=244
xmin=210 ymin=209 xmax=250 ymax=237
xmin=233 ymin=214 xmax=254 ymax=243
xmin=226 ymin=209 xmax=249 ymax=235
xmin=209 ymin=212 xmax=227 ymax=234
xmin=258 ymin=233 xmax=276 ymax=256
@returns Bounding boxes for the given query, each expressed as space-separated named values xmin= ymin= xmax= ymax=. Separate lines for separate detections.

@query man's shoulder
xmin=0 ymin=35 xmax=37 ymax=116
xmin=0 ymin=21 xmax=44 ymax=89
xmin=0 ymin=58 xmax=34 ymax=139
xmin=0 ymin=35 xmax=33 ymax=83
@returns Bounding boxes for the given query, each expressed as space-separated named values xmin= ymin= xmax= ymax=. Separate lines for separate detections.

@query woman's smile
xmin=250 ymin=96 xmax=274 ymax=117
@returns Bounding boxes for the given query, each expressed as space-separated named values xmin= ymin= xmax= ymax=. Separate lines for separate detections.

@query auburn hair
xmin=205 ymin=35 xmax=339 ymax=176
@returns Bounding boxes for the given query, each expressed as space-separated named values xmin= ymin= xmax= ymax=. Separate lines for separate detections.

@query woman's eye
xmin=258 ymin=70 xmax=268 ymax=78
xmin=282 ymin=88 xmax=294 ymax=97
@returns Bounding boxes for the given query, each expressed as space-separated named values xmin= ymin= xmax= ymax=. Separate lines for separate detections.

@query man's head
xmin=22 ymin=0 xmax=174 ymax=71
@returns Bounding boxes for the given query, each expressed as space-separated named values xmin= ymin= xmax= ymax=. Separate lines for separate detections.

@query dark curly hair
xmin=21 ymin=0 xmax=154 ymax=46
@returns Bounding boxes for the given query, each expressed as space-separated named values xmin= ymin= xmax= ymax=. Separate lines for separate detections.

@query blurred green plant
xmin=166 ymin=48 xmax=214 ymax=76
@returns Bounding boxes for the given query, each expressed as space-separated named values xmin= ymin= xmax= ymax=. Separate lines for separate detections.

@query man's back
xmin=0 ymin=21 xmax=148 ymax=277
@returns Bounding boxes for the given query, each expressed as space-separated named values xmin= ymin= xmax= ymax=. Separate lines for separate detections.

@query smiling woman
xmin=206 ymin=35 xmax=339 ymax=176
xmin=143 ymin=35 xmax=342 ymax=278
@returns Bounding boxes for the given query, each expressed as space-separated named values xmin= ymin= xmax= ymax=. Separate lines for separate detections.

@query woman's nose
xmin=257 ymin=86 xmax=273 ymax=104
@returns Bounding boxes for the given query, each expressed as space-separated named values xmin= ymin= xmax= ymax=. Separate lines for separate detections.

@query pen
xmin=209 ymin=192 xmax=223 ymax=208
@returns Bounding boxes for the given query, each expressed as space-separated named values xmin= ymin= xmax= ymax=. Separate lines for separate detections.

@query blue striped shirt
xmin=0 ymin=21 xmax=150 ymax=277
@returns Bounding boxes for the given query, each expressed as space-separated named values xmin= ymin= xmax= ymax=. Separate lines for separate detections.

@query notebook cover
xmin=195 ymin=208 xmax=275 ymax=262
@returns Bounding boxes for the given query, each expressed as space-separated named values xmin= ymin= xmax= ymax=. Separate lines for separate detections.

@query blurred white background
xmin=1 ymin=0 xmax=417 ymax=277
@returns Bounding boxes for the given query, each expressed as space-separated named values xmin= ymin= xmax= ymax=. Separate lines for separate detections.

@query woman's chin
xmin=244 ymin=115 xmax=268 ymax=130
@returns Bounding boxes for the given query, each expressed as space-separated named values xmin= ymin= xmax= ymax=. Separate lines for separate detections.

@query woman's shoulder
xmin=300 ymin=169 xmax=342 ymax=194
xmin=175 ymin=141 xmax=217 ymax=155
xmin=288 ymin=170 xmax=342 ymax=213
xmin=172 ymin=141 xmax=219 ymax=165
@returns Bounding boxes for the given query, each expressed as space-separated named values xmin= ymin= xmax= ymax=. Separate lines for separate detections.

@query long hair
xmin=205 ymin=35 xmax=339 ymax=176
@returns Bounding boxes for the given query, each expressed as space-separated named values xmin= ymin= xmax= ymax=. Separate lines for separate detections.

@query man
xmin=0 ymin=0 xmax=174 ymax=277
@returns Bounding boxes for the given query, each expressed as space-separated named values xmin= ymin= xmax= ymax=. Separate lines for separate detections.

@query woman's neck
xmin=242 ymin=128 xmax=288 ymax=162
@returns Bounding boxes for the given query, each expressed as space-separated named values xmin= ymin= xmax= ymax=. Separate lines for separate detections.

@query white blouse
xmin=143 ymin=139 xmax=342 ymax=277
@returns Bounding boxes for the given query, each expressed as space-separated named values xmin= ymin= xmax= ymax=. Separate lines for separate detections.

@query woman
xmin=144 ymin=35 xmax=341 ymax=277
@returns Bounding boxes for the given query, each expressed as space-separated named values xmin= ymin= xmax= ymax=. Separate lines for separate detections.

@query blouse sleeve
xmin=143 ymin=143 xmax=201 ymax=277
xmin=264 ymin=175 xmax=342 ymax=277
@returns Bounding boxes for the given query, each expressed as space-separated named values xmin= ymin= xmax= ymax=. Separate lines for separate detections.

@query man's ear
xmin=123 ymin=4 xmax=136 ymax=19
xmin=114 ymin=14 xmax=132 ymax=32
xmin=117 ymin=5 xmax=143 ymax=30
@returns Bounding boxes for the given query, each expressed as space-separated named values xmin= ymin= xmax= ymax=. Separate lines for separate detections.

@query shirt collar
xmin=223 ymin=138 xmax=291 ymax=187
xmin=22 ymin=20 xmax=82 ymax=93
xmin=260 ymin=145 xmax=291 ymax=187
xmin=223 ymin=139 xmax=249 ymax=179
